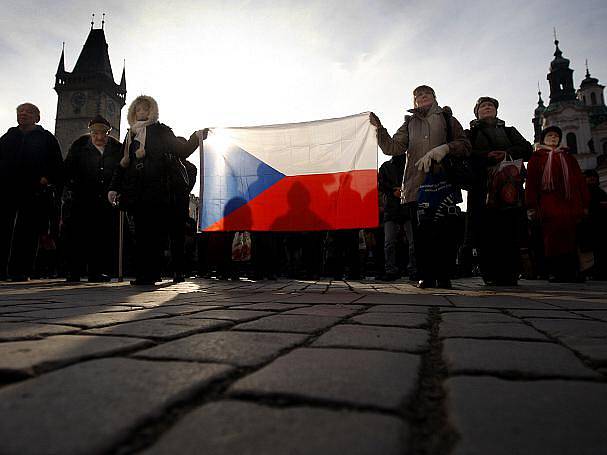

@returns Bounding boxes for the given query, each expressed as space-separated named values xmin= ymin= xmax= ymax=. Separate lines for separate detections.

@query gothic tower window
xmin=591 ymin=92 xmax=597 ymax=105
xmin=566 ymin=132 xmax=578 ymax=154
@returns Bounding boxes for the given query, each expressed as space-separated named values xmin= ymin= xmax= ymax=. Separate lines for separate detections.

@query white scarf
xmin=120 ymin=118 xmax=156 ymax=168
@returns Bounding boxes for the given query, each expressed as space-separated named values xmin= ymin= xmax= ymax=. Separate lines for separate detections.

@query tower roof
xmin=72 ymin=28 xmax=114 ymax=81
xmin=535 ymin=88 xmax=546 ymax=116
xmin=580 ymin=61 xmax=601 ymax=88
xmin=549 ymin=39 xmax=571 ymax=71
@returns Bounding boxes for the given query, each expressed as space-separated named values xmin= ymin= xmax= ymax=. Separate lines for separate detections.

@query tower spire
xmin=120 ymin=59 xmax=126 ymax=89
xmin=56 ymin=42 xmax=66 ymax=75
xmin=102 ymin=13 xmax=105 ymax=30
xmin=585 ymin=59 xmax=591 ymax=78
xmin=553 ymin=28 xmax=562 ymax=59
xmin=91 ymin=13 xmax=95 ymax=30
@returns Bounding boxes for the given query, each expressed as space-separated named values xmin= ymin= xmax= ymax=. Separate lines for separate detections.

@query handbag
xmin=486 ymin=154 xmax=525 ymax=210
xmin=165 ymin=152 xmax=190 ymax=194
xmin=440 ymin=154 xmax=476 ymax=190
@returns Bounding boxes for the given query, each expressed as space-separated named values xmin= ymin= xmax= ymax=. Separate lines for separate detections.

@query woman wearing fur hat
xmin=370 ymin=85 xmax=471 ymax=289
xmin=108 ymin=95 xmax=207 ymax=285
xmin=525 ymin=126 xmax=589 ymax=282
xmin=64 ymin=115 xmax=123 ymax=282
xmin=465 ymin=97 xmax=532 ymax=285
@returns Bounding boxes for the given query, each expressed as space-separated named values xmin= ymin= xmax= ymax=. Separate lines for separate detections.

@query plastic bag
xmin=486 ymin=155 xmax=525 ymax=209
xmin=232 ymin=231 xmax=251 ymax=262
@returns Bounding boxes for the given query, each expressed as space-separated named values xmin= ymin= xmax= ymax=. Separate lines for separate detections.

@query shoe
xmin=436 ymin=279 xmax=452 ymax=289
xmin=173 ymin=274 xmax=185 ymax=283
xmin=377 ymin=273 xmax=400 ymax=281
xmin=89 ymin=274 xmax=111 ymax=283
xmin=130 ymin=279 xmax=156 ymax=286
xmin=65 ymin=275 xmax=81 ymax=283
xmin=416 ymin=279 xmax=436 ymax=289
xmin=8 ymin=275 xmax=29 ymax=282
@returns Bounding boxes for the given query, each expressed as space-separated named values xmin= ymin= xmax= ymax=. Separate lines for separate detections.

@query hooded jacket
xmin=110 ymin=95 xmax=198 ymax=207
xmin=377 ymin=101 xmax=470 ymax=203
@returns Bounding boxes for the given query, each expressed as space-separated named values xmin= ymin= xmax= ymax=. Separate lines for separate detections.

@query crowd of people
xmin=1 ymin=88 xmax=606 ymax=287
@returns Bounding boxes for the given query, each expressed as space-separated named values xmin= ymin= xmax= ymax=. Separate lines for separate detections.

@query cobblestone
xmin=312 ymin=324 xmax=428 ymax=352
xmin=0 ymin=358 xmax=232 ymax=455
xmin=446 ymin=377 xmax=607 ymax=455
xmin=230 ymin=347 xmax=420 ymax=410
xmin=144 ymin=400 xmax=407 ymax=455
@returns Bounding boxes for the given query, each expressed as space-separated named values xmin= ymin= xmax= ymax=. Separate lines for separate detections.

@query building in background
xmin=54 ymin=18 xmax=126 ymax=157
xmin=533 ymin=37 xmax=607 ymax=188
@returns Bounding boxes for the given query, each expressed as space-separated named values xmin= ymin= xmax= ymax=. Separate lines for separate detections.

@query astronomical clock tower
xmin=54 ymin=18 xmax=126 ymax=157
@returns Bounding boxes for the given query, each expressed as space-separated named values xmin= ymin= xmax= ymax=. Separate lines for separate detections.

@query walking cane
xmin=118 ymin=210 xmax=124 ymax=282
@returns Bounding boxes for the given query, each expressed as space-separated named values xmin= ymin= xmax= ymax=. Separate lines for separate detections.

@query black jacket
xmin=110 ymin=122 xmax=198 ymax=208
xmin=378 ymin=155 xmax=407 ymax=222
xmin=0 ymin=126 xmax=63 ymax=197
xmin=64 ymin=135 xmax=123 ymax=208
xmin=467 ymin=118 xmax=532 ymax=167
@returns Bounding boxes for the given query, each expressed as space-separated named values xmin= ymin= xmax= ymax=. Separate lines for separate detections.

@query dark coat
xmin=467 ymin=118 xmax=532 ymax=166
xmin=378 ymin=156 xmax=406 ymax=222
xmin=110 ymin=122 xmax=198 ymax=208
xmin=0 ymin=126 xmax=63 ymax=198
xmin=64 ymin=135 xmax=123 ymax=208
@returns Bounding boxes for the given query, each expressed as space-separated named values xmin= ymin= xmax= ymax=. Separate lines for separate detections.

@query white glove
xmin=108 ymin=190 xmax=118 ymax=206
xmin=415 ymin=144 xmax=449 ymax=173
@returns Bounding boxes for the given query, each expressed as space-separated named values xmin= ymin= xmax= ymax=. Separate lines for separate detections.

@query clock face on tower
xmin=71 ymin=92 xmax=86 ymax=108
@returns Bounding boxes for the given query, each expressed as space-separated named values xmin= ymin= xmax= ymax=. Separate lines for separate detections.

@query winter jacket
xmin=64 ymin=135 xmax=123 ymax=208
xmin=377 ymin=101 xmax=470 ymax=203
xmin=0 ymin=126 xmax=63 ymax=197
xmin=467 ymin=118 xmax=532 ymax=167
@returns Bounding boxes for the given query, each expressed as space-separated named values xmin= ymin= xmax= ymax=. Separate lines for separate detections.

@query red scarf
xmin=536 ymin=144 xmax=571 ymax=200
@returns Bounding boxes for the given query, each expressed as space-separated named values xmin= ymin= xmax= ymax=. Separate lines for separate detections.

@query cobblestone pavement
xmin=1 ymin=277 xmax=606 ymax=454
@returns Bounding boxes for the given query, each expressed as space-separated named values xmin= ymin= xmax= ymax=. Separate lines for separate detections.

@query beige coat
xmin=377 ymin=101 xmax=471 ymax=203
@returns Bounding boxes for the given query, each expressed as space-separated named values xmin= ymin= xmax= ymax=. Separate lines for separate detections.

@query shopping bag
xmin=231 ymin=231 xmax=252 ymax=262
xmin=486 ymin=155 xmax=525 ymax=209
xmin=417 ymin=166 xmax=462 ymax=223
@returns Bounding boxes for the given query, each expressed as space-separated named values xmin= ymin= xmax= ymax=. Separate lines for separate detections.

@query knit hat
xmin=88 ymin=115 xmax=111 ymax=132
xmin=474 ymin=97 xmax=499 ymax=118
xmin=540 ymin=125 xmax=562 ymax=146
xmin=413 ymin=85 xmax=435 ymax=101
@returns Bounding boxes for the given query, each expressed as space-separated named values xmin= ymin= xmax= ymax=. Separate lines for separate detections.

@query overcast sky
xmin=2 ymin=0 xmax=606 ymax=175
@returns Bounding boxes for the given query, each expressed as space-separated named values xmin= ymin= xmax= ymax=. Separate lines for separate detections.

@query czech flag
xmin=199 ymin=112 xmax=378 ymax=232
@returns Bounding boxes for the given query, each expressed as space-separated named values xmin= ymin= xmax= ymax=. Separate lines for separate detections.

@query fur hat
xmin=127 ymin=95 xmax=159 ymax=127
xmin=474 ymin=97 xmax=499 ymax=118
xmin=540 ymin=125 xmax=562 ymax=146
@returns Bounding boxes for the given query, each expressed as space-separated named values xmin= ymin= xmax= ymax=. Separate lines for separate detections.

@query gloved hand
xmin=108 ymin=190 xmax=118 ymax=206
xmin=369 ymin=112 xmax=382 ymax=128
xmin=527 ymin=209 xmax=536 ymax=222
xmin=415 ymin=144 xmax=449 ymax=173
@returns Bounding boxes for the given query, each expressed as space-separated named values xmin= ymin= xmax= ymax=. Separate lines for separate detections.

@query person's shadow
xmin=270 ymin=181 xmax=329 ymax=231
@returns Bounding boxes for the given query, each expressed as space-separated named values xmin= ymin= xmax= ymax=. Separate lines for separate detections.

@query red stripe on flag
xmin=204 ymin=169 xmax=378 ymax=231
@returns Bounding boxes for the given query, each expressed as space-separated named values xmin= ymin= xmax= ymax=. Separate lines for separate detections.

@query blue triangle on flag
xmin=201 ymin=141 xmax=285 ymax=229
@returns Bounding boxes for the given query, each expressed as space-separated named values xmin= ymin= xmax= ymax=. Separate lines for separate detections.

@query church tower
xmin=532 ymin=87 xmax=546 ymax=143
xmin=54 ymin=16 xmax=126 ymax=157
